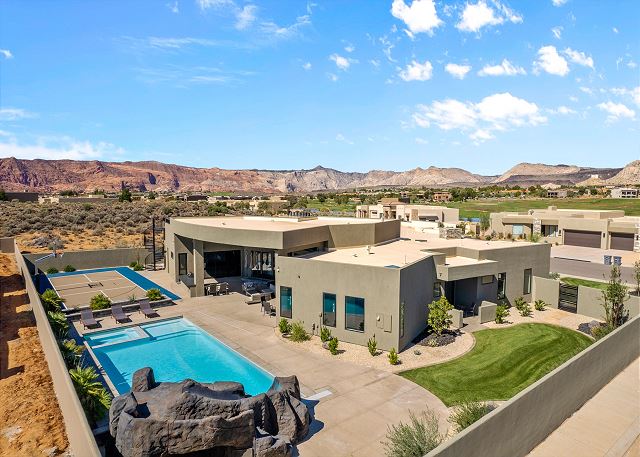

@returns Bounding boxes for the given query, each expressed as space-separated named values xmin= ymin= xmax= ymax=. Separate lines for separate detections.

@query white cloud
xmin=196 ymin=0 xmax=234 ymax=10
xmin=533 ymin=45 xmax=569 ymax=76
xmin=329 ymin=53 xmax=355 ymax=71
xmin=336 ymin=133 xmax=354 ymax=144
xmin=610 ymin=86 xmax=640 ymax=107
xmin=415 ymin=137 xmax=429 ymax=144
xmin=551 ymin=26 xmax=562 ymax=39
xmin=167 ymin=1 xmax=179 ymax=13
xmin=0 ymin=135 xmax=124 ymax=161
xmin=344 ymin=43 xmax=355 ymax=53
xmin=399 ymin=60 xmax=433 ymax=81
xmin=391 ymin=0 xmax=443 ymax=36
xmin=445 ymin=63 xmax=472 ymax=79
xmin=412 ymin=92 xmax=546 ymax=141
xmin=235 ymin=4 xmax=257 ymax=30
xmin=456 ymin=0 xmax=522 ymax=33
xmin=302 ymin=62 xmax=312 ymax=71
xmin=259 ymin=14 xmax=311 ymax=40
xmin=579 ymin=86 xmax=593 ymax=94
xmin=370 ymin=59 xmax=381 ymax=68
xmin=0 ymin=49 xmax=13 ymax=59
xmin=550 ymin=105 xmax=577 ymax=115
xmin=612 ymin=27 xmax=619 ymax=34
xmin=0 ymin=108 xmax=36 ymax=121
xmin=327 ymin=73 xmax=338 ymax=82
xmin=563 ymin=48 xmax=594 ymax=69
xmin=551 ymin=0 xmax=568 ymax=6
xmin=597 ymin=101 xmax=635 ymax=122
xmin=478 ymin=59 xmax=525 ymax=76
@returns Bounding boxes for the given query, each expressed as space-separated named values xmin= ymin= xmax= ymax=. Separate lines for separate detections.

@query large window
xmin=322 ymin=293 xmax=336 ymax=327
xmin=249 ymin=250 xmax=275 ymax=279
xmin=497 ymin=272 xmax=507 ymax=300
xmin=345 ymin=296 xmax=365 ymax=332
xmin=523 ymin=268 xmax=532 ymax=295
xmin=512 ymin=224 xmax=524 ymax=236
xmin=178 ymin=253 xmax=187 ymax=276
xmin=280 ymin=286 xmax=292 ymax=318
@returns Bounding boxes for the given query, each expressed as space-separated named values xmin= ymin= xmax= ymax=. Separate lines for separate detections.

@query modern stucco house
xmin=356 ymin=198 xmax=459 ymax=223
xmin=165 ymin=215 xmax=550 ymax=350
xmin=490 ymin=206 xmax=640 ymax=252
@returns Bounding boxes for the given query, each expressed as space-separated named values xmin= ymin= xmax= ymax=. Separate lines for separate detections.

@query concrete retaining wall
xmin=427 ymin=314 xmax=640 ymax=457
xmin=531 ymin=276 xmax=560 ymax=309
xmin=13 ymin=242 xmax=101 ymax=456
xmin=478 ymin=301 xmax=497 ymax=323
xmin=448 ymin=309 xmax=463 ymax=330
xmin=24 ymin=247 xmax=148 ymax=273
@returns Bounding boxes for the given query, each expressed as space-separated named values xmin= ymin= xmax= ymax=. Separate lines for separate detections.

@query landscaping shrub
xmin=289 ymin=321 xmax=310 ymax=342
xmin=388 ymin=347 xmax=400 ymax=365
xmin=591 ymin=323 xmax=614 ymax=340
xmin=129 ymin=261 xmax=144 ymax=271
xmin=449 ymin=400 xmax=492 ymax=432
xmin=495 ymin=305 xmax=509 ymax=324
xmin=320 ymin=326 xmax=332 ymax=343
xmin=59 ymin=339 xmax=84 ymax=368
xmin=327 ymin=337 xmax=339 ymax=355
xmin=46 ymin=267 xmax=59 ymax=274
xmin=382 ymin=410 xmax=443 ymax=457
xmin=69 ymin=366 xmax=112 ymax=425
xmin=519 ymin=301 xmax=532 ymax=317
xmin=427 ymin=297 xmax=453 ymax=336
xmin=90 ymin=294 xmax=111 ymax=310
xmin=40 ymin=288 xmax=63 ymax=312
xmin=367 ymin=335 xmax=378 ymax=356
xmin=420 ymin=333 xmax=456 ymax=347
xmin=63 ymin=265 xmax=76 ymax=272
xmin=146 ymin=288 xmax=162 ymax=301
xmin=47 ymin=310 xmax=69 ymax=339
xmin=514 ymin=296 xmax=527 ymax=312
xmin=534 ymin=299 xmax=546 ymax=311
xmin=278 ymin=318 xmax=291 ymax=335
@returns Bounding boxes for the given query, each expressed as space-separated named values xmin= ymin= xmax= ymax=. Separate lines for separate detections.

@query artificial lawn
xmin=561 ymin=277 xmax=608 ymax=291
xmin=400 ymin=323 xmax=592 ymax=406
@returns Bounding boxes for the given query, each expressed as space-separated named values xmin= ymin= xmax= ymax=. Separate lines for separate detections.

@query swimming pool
xmin=85 ymin=318 xmax=274 ymax=396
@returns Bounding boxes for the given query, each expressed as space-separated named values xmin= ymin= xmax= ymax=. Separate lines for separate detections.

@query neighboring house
xmin=490 ymin=206 xmax=640 ymax=252
xmin=165 ymin=215 xmax=550 ymax=351
xmin=546 ymin=189 xmax=568 ymax=198
xmin=38 ymin=194 xmax=116 ymax=204
xmin=432 ymin=192 xmax=452 ymax=202
xmin=611 ymin=188 xmax=639 ymax=199
xmin=356 ymin=198 xmax=459 ymax=223
xmin=3 ymin=191 xmax=39 ymax=202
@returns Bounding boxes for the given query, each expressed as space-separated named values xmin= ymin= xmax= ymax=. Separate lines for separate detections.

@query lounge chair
xmin=80 ymin=309 xmax=99 ymax=329
xmin=112 ymin=305 xmax=129 ymax=324
xmin=138 ymin=299 xmax=159 ymax=319
xmin=218 ymin=282 xmax=229 ymax=295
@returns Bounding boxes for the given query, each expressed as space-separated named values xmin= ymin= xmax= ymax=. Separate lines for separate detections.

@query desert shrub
xmin=420 ymin=333 xmax=456 ymax=347
xmin=534 ymin=299 xmax=546 ymax=311
xmin=320 ymin=326 xmax=332 ymax=342
xmin=47 ymin=310 xmax=69 ymax=339
xmin=63 ymin=265 xmax=76 ymax=272
xmin=382 ymin=410 xmax=443 ymax=457
xmin=46 ymin=267 xmax=59 ymax=274
xmin=449 ymin=400 xmax=492 ymax=432
xmin=40 ymin=288 xmax=63 ymax=312
xmin=519 ymin=301 xmax=532 ymax=317
xmin=59 ymin=339 xmax=84 ymax=368
xmin=591 ymin=323 xmax=614 ymax=340
xmin=495 ymin=305 xmax=509 ymax=324
xmin=69 ymin=366 xmax=112 ymax=425
xmin=90 ymin=294 xmax=111 ymax=310
xmin=549 ymin=272 xmax=560 ymax=280
xmin=388 ymin=347 xmax=399 ymax=365
xmin=427 ymin=297 xmax=453 ymax=336
xmin=146 ymin=288 xmax=162 ymax=301
xmin=129 ymin=261 xmax=144 ymax=271
xmin=367 ymin=335 xmax=378 ymax=356
xmin=514 ymin=296 xmax=527 ymax=312
xmin=278 ymin=318 xmax=291 ymax=334
xmin=327 ymin=337 xmax=339 ymax=355
xmin=289 ymin=321 xmax=310 ymax=342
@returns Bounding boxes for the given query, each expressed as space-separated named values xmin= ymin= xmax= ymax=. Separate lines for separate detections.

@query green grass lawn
xmin=400 ymin=323 xmax=592 ymax=406
xmin=561 ymin=277 xmax=609 ymax=291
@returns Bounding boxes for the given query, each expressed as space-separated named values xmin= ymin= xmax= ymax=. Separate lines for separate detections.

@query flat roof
xmin=171 ymin=216 xmax=381 ymax=232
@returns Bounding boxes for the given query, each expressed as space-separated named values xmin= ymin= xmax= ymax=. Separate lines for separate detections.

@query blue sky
xmin=0 ymin=0 xmax=638 ymax=174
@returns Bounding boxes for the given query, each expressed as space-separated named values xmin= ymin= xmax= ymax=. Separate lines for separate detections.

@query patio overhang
xmin=436 ymin=257 xmax=498 ymax=282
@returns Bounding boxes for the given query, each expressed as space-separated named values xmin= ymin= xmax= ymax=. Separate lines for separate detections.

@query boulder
xmin=131 ymin=367 xmax=155 ymax=392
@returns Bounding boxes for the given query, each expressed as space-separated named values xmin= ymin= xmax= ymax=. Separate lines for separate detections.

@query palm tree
xmin=47 ymin=311 xmax=69 ymax=339
xmin=69 ymin=366 xmax=112 ymax=425
xmin=59 ymin=339 xmax=84 ymax=368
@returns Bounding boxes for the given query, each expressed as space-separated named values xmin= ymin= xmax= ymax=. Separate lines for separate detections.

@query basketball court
xmin=49 ymin=270 xmax=147 ymax=309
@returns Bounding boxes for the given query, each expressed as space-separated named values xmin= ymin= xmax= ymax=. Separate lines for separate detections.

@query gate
xmin=558 ymin=284 xmax=578 ymax=313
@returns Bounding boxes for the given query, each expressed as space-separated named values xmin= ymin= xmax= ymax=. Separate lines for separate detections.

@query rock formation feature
xmin=109 ymin=368 xmax=310 ymax=457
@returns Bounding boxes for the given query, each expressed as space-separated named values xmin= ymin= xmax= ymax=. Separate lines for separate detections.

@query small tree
xmin=495 ymin=305 xmax=509 ymax=324
xmin=480 ymin=213 xmax=490 ymax=232
xmin=427 ymin=297 xmax=453 ymax=336
xmin=320 ymin=326 xmax=332 ymax=342
xmin=367 ymin=335 xmax=378 ymax=356
xmin=328 ymin=337 xmax=339 ymax=355
xmin=633 ymin=260 xmax=640 ymax=295
xmin=388 ymin=347 xmax=399 ymax=365
xmin=69 ymin=366 xmax=112 ymax=425
xmin=146 ymin=288 xmax=162 ymax=301
xmin=119 ymin=188 xmax=132 ymax=202
xmin=601 ymin=265 xmax=629 ymax=329
xmin=90 ymin=294 xmax=111 ymax=310
xmin=41 ymin=289 xmax=63 ymax=312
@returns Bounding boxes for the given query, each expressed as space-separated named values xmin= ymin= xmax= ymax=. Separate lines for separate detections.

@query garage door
xmin=610 ymin=232 xmax=634 ymax=251
xmin=564 ymin=230 xmax=601 ymax=248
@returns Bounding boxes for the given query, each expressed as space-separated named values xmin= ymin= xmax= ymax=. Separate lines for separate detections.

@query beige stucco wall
xmin=532 ymin=276 xmax=560 ymax=309
xmin=427 ymin=315 xmax=640 ymax=457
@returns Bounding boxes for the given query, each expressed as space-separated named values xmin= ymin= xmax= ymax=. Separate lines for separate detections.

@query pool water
xmin=86 ymin=318 xmax=274 ymax=395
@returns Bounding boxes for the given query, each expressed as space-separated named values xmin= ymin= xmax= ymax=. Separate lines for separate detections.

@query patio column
xmin=193 ymin=239 xmax=204 ymax=297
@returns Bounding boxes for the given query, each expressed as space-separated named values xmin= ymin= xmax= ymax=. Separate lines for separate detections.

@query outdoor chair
xmin=262 ymin=297 xmax=276 ymax=316
xmin=80 ymin=309 xmax=99 ymax=329
xmin=218 ymin=282 xmax=229 ymax=295
xmin=112 ymin=305 xmax=129 ymax=324
xmin=138 ymin=299 xmax=159 ymax=319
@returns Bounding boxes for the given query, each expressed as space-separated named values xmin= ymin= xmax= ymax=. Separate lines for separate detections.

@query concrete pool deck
xmin=73 ymin=271 xmax=450 ymax=456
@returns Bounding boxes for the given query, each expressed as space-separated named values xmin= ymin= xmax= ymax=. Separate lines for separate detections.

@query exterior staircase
xmin=143 ymin=218 xmax=165 ymax=270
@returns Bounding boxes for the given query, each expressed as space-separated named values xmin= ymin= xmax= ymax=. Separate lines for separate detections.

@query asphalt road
xmin=550 ymin=257 xmax=636 ymax=285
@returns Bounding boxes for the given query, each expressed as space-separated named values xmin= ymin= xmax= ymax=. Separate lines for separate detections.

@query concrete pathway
xmin=528 ymin=358 xmax=640 ymax=457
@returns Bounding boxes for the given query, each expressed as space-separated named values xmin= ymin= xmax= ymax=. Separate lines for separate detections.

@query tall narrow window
xmin=433 ymin=281 xmax=442 ymax=299
xmin=345 ymin=296 xmax=365 ymax=332
xmin=497 ymin=273 xmax=507 ymax=300
xmin=178 ymin=253 xmax=187 ymax=276
xmin=400 ymin=301 xmax=405 ymax=338
xmin=280 ymin=286 xmax=292 ymax=318
xmin=323 ymin=293 xmax=336 ymax=327
xmin=523 ymin=268 xmax=532 ymax=295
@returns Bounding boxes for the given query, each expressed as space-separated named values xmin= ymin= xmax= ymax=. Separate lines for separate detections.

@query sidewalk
xmin=528 ymin=358 xmax=640 ymax=457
